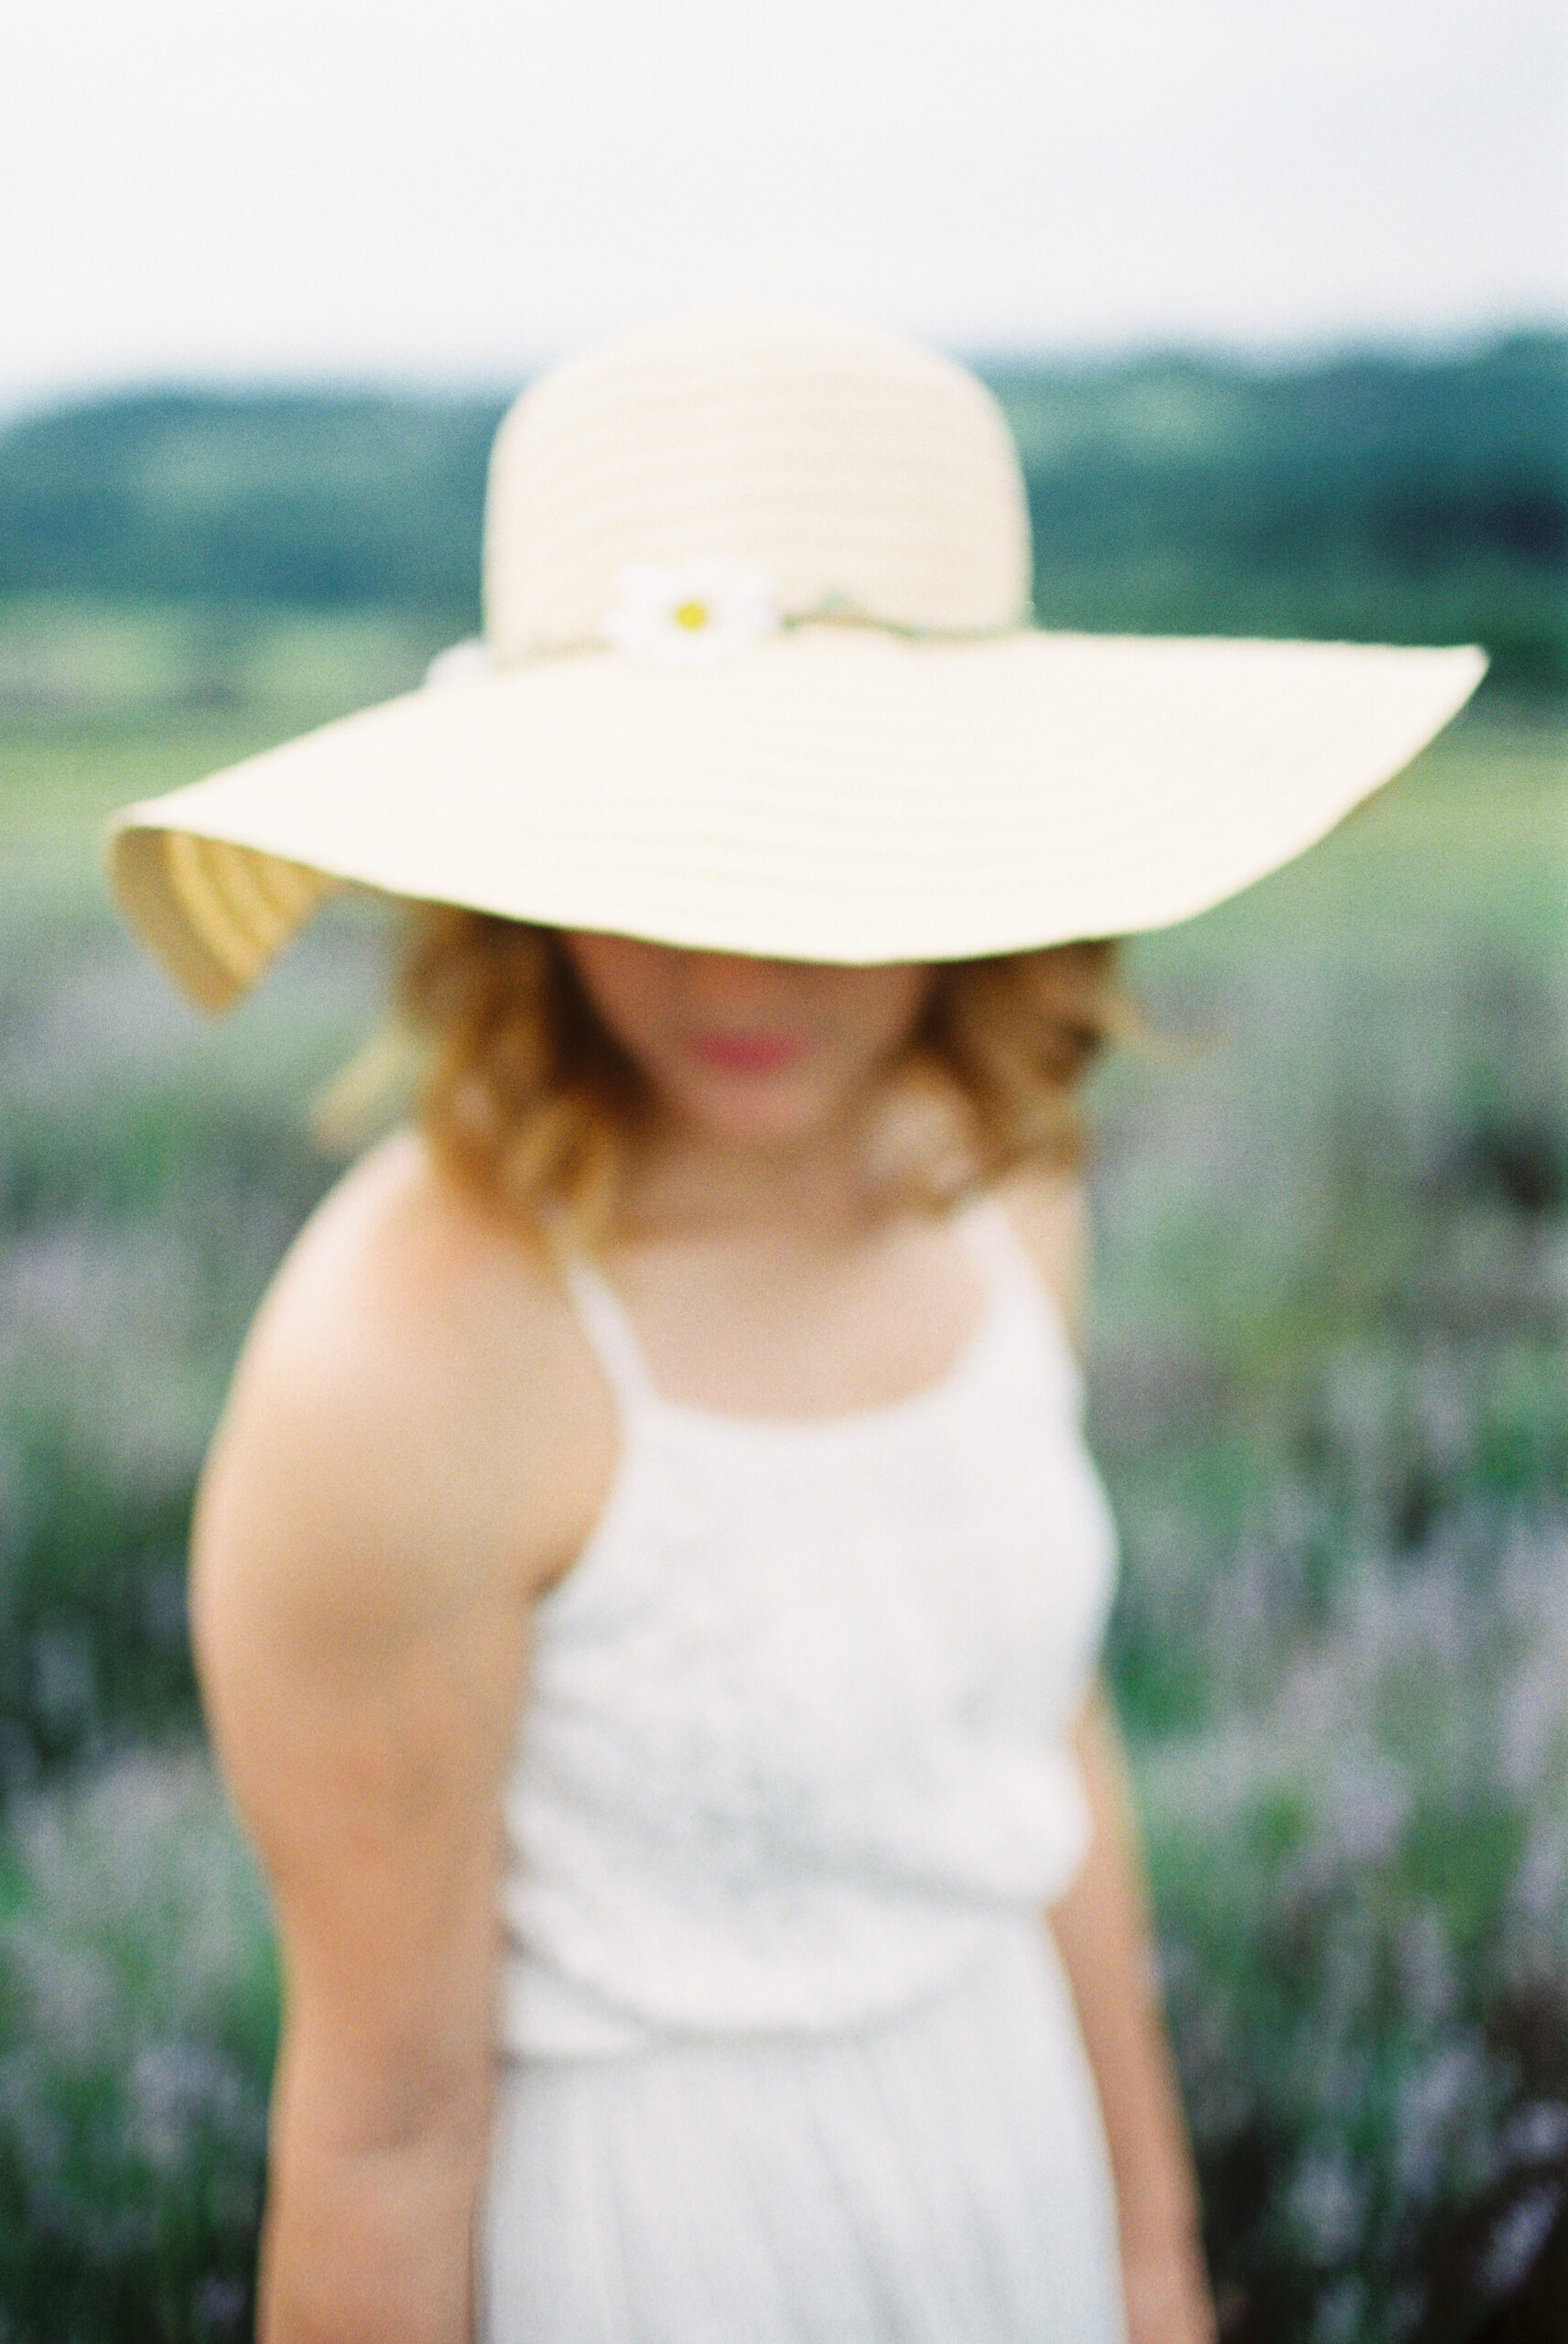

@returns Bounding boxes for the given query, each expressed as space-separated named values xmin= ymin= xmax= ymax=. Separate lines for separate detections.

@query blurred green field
xmin=1 ymin=605 xmax=1564 ymax=2340
xmin=5 ymin=338 xmax=1564 ymax=690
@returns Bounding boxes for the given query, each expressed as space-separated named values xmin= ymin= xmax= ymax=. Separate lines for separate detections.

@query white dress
xmin=480 ymin=1200 xmax=1128 ymax=2343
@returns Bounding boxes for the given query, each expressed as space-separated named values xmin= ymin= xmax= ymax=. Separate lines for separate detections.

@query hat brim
xmin=107 ymin=627 xmax=1486 ymax=1010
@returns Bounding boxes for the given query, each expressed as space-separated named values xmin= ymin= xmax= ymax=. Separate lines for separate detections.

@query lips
xmin=687 ymin=1029 xmax=807 ymax=1074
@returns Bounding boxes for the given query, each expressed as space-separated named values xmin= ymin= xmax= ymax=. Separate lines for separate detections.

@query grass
xmin=0 ymin=1755 xmax=274 ymax=2341
xmin=1078 ymin=699 xmax=1567 ymax=2336
xmin=0 ymin=624 xmax=1564 ymax=2339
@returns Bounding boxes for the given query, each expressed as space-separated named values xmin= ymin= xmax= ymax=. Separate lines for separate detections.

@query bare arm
xmin=1054 ymin=1687 xmax=1216 ymax=2344
xmin=196 ymin=1360 xmax=529 ymax=2342
xmin=1000 ymin=1172 xmax=1215 ymax=2339
xmin=244 ymin=1599 xmax=523 ymax=2344
xmin=190 ymin=1142 xmax=602 ymax=2344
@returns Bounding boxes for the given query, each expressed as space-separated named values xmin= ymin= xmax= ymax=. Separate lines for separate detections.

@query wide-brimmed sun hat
xmin=108 ymin=306 xmax=1485 ymax=1010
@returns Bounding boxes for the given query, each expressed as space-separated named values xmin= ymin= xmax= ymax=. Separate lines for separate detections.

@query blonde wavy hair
xmin=394 ymin=907 xmax=1129 ymax=1245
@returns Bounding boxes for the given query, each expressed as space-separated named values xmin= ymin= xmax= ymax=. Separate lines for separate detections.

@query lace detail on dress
xmin=500 ymin=1199 xmax=1117 ymax=2056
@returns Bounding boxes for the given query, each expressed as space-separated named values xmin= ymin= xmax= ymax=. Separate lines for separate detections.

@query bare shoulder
xmin=193 ymin=1130 xmax=609 ymax=1656
xmin=991 ymin=1161 xmax=1091 ymax=1351
xmin=189 ymin=1136 xmax=603 ymax=2147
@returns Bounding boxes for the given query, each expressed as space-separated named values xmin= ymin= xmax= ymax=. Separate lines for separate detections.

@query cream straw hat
xmin=108 ymin=306 xmax=1486 ymax=1010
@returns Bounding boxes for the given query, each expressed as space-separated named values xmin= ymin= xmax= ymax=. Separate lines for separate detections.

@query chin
xmin=676 ymin=1074 xmax=841 ymax=1152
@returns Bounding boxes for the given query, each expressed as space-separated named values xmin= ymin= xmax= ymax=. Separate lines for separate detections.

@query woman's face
xmin=559 ymin=933 xmax=934 ymax=1151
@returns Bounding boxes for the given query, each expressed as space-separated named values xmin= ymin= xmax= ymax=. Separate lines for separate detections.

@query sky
xmin=4 ymin=0 xmax=1565 ymax=407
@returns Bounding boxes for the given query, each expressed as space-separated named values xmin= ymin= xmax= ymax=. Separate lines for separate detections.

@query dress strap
xmin=557 ymin=1254 xmax=655 ymax=1414
xmin=955 ymin=1194 xmax=1078 ymax=1366
xmin=954 ymin=1193 xmax=1032 ymax=1289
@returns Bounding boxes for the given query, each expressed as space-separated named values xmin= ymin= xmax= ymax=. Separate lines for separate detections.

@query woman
xmin=107 ymin=307 xmax=1483 ymax=2343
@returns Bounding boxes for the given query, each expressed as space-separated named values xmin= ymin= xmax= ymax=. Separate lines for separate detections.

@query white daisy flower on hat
xmin=600 ymin=558 xmax=781 ymax=663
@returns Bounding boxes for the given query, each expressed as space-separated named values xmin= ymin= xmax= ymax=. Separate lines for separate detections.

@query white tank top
xmin=498 ymin=1199 xmax=1118 ymax=2058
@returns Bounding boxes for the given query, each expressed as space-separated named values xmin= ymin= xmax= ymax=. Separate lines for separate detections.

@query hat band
xmin=559 ymin=601 xmax=1033 ymax=655
xmin=781 ymin=596 xmax=1033 ymax=644
xmin=428 ymin=593 xmax=1033 ymax=691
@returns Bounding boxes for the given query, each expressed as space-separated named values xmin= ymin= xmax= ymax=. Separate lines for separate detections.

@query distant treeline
xmin=1 ymin=333 xmax=1564 ymax=690
xmin=0 ymin=392 xmax=501 ymax=615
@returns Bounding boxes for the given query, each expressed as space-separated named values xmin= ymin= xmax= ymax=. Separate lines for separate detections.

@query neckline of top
xmin=558 ymin=1198 xmax=1070 ymax=1444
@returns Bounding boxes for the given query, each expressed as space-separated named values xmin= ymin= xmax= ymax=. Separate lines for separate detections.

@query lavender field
xmin=0 ymin=638 xmax=1564 ymax=2339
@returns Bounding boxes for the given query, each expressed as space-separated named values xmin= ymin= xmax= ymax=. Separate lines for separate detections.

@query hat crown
xmin=483 ymin=308 xmax=1033 ymax=659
